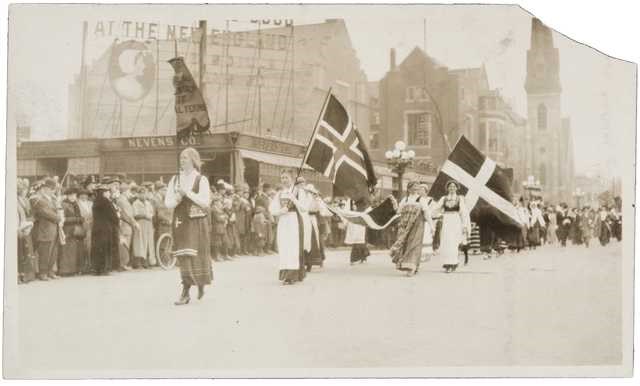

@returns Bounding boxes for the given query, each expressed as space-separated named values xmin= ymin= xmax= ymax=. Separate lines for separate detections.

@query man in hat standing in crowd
xmin=31 ymin=178 xmax=63 ymax=281
xmin=255 ymin=183 xmax=274 ymax=254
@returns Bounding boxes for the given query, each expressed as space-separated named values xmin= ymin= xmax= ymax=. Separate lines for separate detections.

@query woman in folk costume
xmin=132 ymin=185 xmax=157 ymax=268
xmin=59 ymin=187 xmax=85 ymax=276
xmin=303 ymin=183 xmax=327 ymax=271
xmin=390 ymin=181 xmax=429 ymax=276
xmin=527 ymin=201 xmax=546 ymax=249
xmin=269 ymin=171 xmax=311 ymax=285
xmin=345 ymin=200 xmax=370 ymax=265
xmin=165 ymin=147 xmax=213 ymax=305
xmin=417 ymin=182 xmax=436 ymax=262
xmin=432 ymin=181 xmax=471 ymax=273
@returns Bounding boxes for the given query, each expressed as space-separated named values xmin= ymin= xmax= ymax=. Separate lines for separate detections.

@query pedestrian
xmin=165 ymin=147 xmax=213 ymax=305
xmin=390 ymin=181 xmax=428 ymax=276
xmin=59 ymin=187 xmax=85 ymax=276
xmin=132 ymin=185 xmax=157 ymax=268
xmin=210 ymin=196 xmax=231 ymax=261
xmin=303 ymin=183 xmax=327 ymax=271
xmin=269 ymin=171 xmax=309 ymax=285
xmin=596 ymin=206 xmax=611 ymax=246
xmin=252 ymin=206 xmax=268 ymax=256
xmin=112 ymin=181 xmax=136 ymax=271
xmin=569 ymin=208 xmax=582 ymax=245
xmin=31 ymin=178 xmax=63 ymax=281
xmin=580 ymin=206 xmax=594 ymax=247
xmin=516 ymin=198 xmax=530 ymax=251
xmin=431 ymin=181 xmax=470 ymax=273
xmin=77 ymin=189 xmax=93 ymax=273
xmin=609 ymin=207 xmax=622 ymax=241
xmin=90 ymin=182 xmax=120 ymax=276
xmin=345 ymin=201 xmax=370 ymax=265
xmin=17 ymin=179 xmax=36 ymax=283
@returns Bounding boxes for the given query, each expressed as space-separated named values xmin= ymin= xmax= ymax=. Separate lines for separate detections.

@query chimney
xmin=390 ymin=48 xmax=396 ymax=71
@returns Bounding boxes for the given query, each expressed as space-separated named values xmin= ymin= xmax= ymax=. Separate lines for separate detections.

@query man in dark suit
xmin=556 ymin=203 xmax=571 ymax=247
xmin=31 ymin=178 xmax=63 ymax=280
xmin=254 ymin=183 xmax=274 ymax=253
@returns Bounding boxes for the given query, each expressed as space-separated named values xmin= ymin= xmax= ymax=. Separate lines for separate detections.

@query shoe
xmin=174 ymin=296 xmax=190 ymax=306
xmin=223 ymin=256 xmax=232 ymax=261
xmin=38 ymin=275 xmax=49 ymax=281
xmin=197 ymin=286 xmax=205 ymax=300
xmin=123 ymin=266 xmax=132 ymax=271
xmin=48 ymin=274 xmax=59 ymax=279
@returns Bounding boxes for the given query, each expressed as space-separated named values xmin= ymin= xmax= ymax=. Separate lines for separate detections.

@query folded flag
xmin=304 ymin=93 xmax=377 ymax=208
xmin=168 ymin=57 xmax=210 ymax=140
xmin=325 ymin=196 xmax=399 ymax=230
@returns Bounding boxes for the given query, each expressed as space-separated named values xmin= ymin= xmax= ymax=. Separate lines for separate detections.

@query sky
xmin=7 ymin=4 xmax=636 ymax=177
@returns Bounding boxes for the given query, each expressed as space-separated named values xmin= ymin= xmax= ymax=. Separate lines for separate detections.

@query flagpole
xmin=293 ymin=86 xmax=333 ymax=187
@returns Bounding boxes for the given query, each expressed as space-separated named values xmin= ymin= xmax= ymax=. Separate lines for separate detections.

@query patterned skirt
xmin=175 ymin=217 xmax=213 ymax=286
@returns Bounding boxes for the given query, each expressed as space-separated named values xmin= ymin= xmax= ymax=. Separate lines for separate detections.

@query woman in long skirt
xmin=546 ymin=207 xmax=558 ymax=245
xmin=344 ymin=200 xmax=370 ymax=264
xmin=303 ymin=183 xmax=327 ymax=271
xmin=59 ymin=188 xmax=85 ymax=276
xmin=165 ymin=147 xmax=213 ymax=305
xmin=528 ymin=201 xmax=546 ymax=249
xmin=418 ymin=183 xmax=436 ymax=262
xmin=269 ymin=171 xmax=310 ymax=285
xmin=432 ymin=181 xmax=470 ymax=273
xmin=390 ymin=182 xmax=428 ymax=276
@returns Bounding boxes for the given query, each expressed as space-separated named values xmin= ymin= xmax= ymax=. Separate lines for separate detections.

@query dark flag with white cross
xmin=304 ymin=93 xmax=377 ymax=208
xmin=428 ymin=135 xmax=523 ymax=243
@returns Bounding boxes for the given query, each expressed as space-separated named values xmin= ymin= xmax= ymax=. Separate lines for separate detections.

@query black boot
xmin=174 ymin=285 xmax=191 ymax=306
xmin=197 ymin=285 xmax=205 ymax=300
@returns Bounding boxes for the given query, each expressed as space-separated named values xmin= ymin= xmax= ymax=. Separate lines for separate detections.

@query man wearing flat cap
xmin=31 ymin=178 xmax=63 ymax=280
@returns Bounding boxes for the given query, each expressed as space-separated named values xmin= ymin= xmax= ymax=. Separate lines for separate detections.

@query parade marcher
xmin=31 ymin=178 xmax=63 ymax=281
xmin=556 ymin=204 xmax=572 ymax=247
xmin=345 ymin=200 xmax=370 ymax=265
xmin=418 ymin=183 xmax=436 ymax=262
xmin=515 ymin=198 xmax=530 ymax=251
xmin=303 ymin=183 xmax=327 ymax=271
xmin=609 ymin=207 xmax=622 ymax=241
xmin=269 ymin=171 xmax=310 ymax=285
xmin=17 ymin=180 xmax=36 ymax=283
xmin=579 ymin=207 xmax=594 ymax=247
xmin=132 ymin=185 xmax=157 ymax=268
xmin=90 ymin=183 xmax=120 ymax=276
xmin=569 ymin=208 xmax=582 ymax=245
xmin=390 ymin=181 xmax=428 ymax=276
xmin=165 ymin=147 xmax=213 ymax=305
xmin=77 ymin=189 xmax=94 ymax=273
xmin=545 ymin=206 xmax=558 ymax=245
xmin=432 ymin=181 xmax=470 ymax=273
xmin=528 ymin=201 xmax=546 ymax=249
xmin=59 ymin=187 xmax=85 ymax=276
xmin=596 ymin=206 xmax=611 ymax=246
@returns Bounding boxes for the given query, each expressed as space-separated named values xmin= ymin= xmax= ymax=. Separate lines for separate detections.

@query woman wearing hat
xmin=59 ymin=187 xmax=86 ymax=276
xmin=390 ymin=181 xmax=430 ymax=276
xmin=269 ymin=170 xmax=310 ymax=285
xmin=90 ymin=183 xmax=120 ymax=276
xmin=432 ymin=180 xmax=470 ymax=273
xmin=165 ymin=147 xmax=213 ymax=305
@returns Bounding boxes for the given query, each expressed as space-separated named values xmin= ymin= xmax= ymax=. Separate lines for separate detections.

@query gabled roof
xmin=398 ymin=46 xmax=446 ymax=70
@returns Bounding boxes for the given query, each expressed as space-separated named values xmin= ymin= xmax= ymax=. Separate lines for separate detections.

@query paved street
xmin=14 ymin=242 xmax=622 ymax=376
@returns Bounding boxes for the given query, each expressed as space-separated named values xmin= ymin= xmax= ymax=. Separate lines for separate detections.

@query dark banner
xmin=168 ymin=57 xmax=211 ymax=139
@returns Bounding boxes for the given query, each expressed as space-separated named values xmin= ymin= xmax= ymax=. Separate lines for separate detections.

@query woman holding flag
xmin=165 ymin=147 xmax=213 ymax=305
xmin=269 ymin=171 xmax=310 ymax=285
xmin=432 ymin=181 xmax=471 ymax=273
xmin=390 ymin=181 xmax=429 ymax=276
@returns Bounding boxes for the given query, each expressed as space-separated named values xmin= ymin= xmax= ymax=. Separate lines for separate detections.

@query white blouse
xmin=164 ymin=169 xmax=211 ymax=210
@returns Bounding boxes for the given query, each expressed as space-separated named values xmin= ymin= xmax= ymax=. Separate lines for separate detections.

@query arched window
xmin=539 ymin=163 xmax=547 ymax=185
xmin=537 ymin=104 xmax=547 ymax=130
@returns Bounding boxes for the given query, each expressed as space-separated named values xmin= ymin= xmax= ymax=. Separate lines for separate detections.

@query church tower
xmin=525 ymin=18 xmax=568 ymax=203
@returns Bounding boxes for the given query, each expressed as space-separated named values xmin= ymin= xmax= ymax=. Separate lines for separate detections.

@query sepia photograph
xmin=2 ymin=2 xmax=636 ymax=379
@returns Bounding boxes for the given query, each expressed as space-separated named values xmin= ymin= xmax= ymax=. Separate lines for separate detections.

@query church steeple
xmin=525 ymin=18 xmax=561 ymax=94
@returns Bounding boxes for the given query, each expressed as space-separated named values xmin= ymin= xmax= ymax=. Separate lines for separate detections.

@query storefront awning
xmin=239 ymin=149 xmax=313 ymax=170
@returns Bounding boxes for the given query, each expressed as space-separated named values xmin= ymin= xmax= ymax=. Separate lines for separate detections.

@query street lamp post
xmin=385 ymin=140 xmax=415 ymax=199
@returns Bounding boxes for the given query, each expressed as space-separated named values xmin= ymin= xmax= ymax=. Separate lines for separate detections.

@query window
xmin=539 ymin=163 xmax=547 ymax=185
xmin=488 ymin=121 xmax=499 ymax=152
xmin=406 ymin=87 xmax=415 ymax=102
xmin=537 ymin=104 xmax=547 ymax=130
xmin=406 ymin=112 xmax=432 ymax=147
xmin=370 ymin=132 xmax=379 ymax=149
